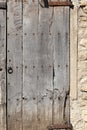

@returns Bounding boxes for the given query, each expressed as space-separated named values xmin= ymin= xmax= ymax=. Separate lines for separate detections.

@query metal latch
xmin=48 ymin=123 xmax=72 ymax=130
xmin=0 ymin=2 xmax=7 ymax=9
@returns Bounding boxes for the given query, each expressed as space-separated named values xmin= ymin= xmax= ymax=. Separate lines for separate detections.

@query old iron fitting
xmin=40 ymin=0 xmax=73 ymax=8
xmin=8 ymin=67 xmax=13 ymax=74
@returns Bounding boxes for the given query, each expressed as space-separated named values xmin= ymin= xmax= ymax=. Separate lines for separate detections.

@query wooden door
xmin=0 ymin=3 xmax=6 ymax=130
xmin=7 ymin=0 xmax=71 ymax=130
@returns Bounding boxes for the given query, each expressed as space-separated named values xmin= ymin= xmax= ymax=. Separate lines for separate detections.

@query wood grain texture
xmin=23 ymin=1 xmax=53 ymax=129
xmin=23 ymin=3 xmax=70 ymax=130
xmin=0 ymin=0 xmax=6 ymax=2
xmin=7 ymin=0 xmax=23 ymax=130
xmin=53 ymin=6 xmax=70 ymax=125
xmin=23 ymin=2 xmax=39 ymax=130
xmin=7 ymin=1 xmax=70 ymax=130
xmin=0 ymin=10 xmax=6 ymax=130
xmin=37 ymin=5 xmax=54 ymax=130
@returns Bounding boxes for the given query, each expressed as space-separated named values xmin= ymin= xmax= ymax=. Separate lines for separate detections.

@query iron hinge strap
xmin=43 ymin=0 xmax=73 ymax=8
xmin=48 ymin=1 xmax=73 ymax=7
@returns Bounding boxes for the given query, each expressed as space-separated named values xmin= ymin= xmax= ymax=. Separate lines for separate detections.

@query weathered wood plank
xmin=0 ymin=0 xmax=6 ymax=2
xmin=7 ymin=0 xmax=70 ymax=129
xmin=0 ymin=10 xmax=6 ymax=130
xmin=23 ymin=2 xmax=39 ymax=130
xmin=23 ymin=1 xmax=53 ymax=130
xmin=7 ymin=0 xmax=23 ymax=130
xmin=53 ymin=6 xmax=70 ymax=125
xmin=37 ymin=6 xmax=54 ymax=130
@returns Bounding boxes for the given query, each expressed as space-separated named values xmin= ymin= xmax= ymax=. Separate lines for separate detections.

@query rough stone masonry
xmin=70 ymin=0 xmax=87 ymax=130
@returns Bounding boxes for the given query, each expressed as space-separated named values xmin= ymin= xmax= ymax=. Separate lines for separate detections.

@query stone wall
xmin=70 ymin=0 xmax=87 ymax=130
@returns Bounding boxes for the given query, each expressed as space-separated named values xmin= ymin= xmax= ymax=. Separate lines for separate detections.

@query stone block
xmin=85 ymin=123 xmax=87 ymax=130
xmin=79 ymin=0 xmax=87 ymax=7
xmin=82 ymin=110 xmax=87 ymax=121
xmin=81 ymin=85 xmax=87 ymax=92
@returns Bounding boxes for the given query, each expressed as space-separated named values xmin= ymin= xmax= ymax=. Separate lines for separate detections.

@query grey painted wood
xmin=0 ymin=0 xmax=6 ymax=2
xmin=0 ymin=9 xmax=6 ymax=130
xmin=53 ymin=6 xmax=70 ymax=124
xmin=23 ymin=2 xmax=39 ymax=130
xmin=23 ymin=3 xmax=70 ymax=130
xmin=36 ymin=6 xmax=54 ymax=130
xmin=23 ymin=1 xmax=53 ymax=129
xmin=7 ymin=1 xmax=23 ymax=130
xmin=7 ymin=1 xmax=70 ymax=129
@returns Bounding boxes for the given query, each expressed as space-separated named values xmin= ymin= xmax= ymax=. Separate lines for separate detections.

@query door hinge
xmin=48 ymin=1 xmax=73 ymax=7
xmin=0 ymin=2 xmax=7 ymax=10
xmin=40 ymin=0 xmax=73 ymax=8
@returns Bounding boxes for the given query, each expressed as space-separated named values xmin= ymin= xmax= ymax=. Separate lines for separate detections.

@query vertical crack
xmin=52 ymin=64 xmax=55 ymax=124
xmin=49 ymin=8 xmax=54 ymax=33
xmin=63 ymin=91 xmax=69 ymax=124
xmin=21 ymin=0 xmax=23 ymax=130
xmin=6 ymin=2 xmax=8 ymax=130
xmin=52 ymin=65 xmax=54 ymax=124
xmin=51 ymin=7 xmax=55 ymax=125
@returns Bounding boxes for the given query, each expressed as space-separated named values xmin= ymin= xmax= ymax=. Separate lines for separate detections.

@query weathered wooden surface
xmin=0 ymin=9 xmax=6 ymax=130
xmin=23 ymin=1 xmax=53 ymax=129
xmin=7 ymin=0 xmax=23 ymax=130
xmin=23 ymin=2 xmax=70 ymax=130
xmin=7 ymin=0 xmax=70 ymax=130
xmin=23 ymin=2 xmax=39 ymax=130
xmin=37 ymin=6 xmax=54 ymax=130
xmin=53 ymin=7 xmax=70 ymax=124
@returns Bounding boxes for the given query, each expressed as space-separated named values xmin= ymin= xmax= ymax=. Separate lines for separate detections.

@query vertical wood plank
xmin=23 ymin=2 xmax=70 ymax=130
xmin=53 ymin=6 xmax=70 ymax=125
xmin=23 ymin=2 xmax=39 ymax=130
xmin=0 ymin=9 xmax=6 ymax=130
xmin=0 ymin=0 xmax=6 ymax=2
xmin=37 ymin=6 xmax=54 ymax=130
xmin=7 ymin=0 xmax=70 ymax=129
xmin=23 ymin=1 xmax=53 ymax=130
xmin=7 ymin=0 xmax=23 ymax=130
